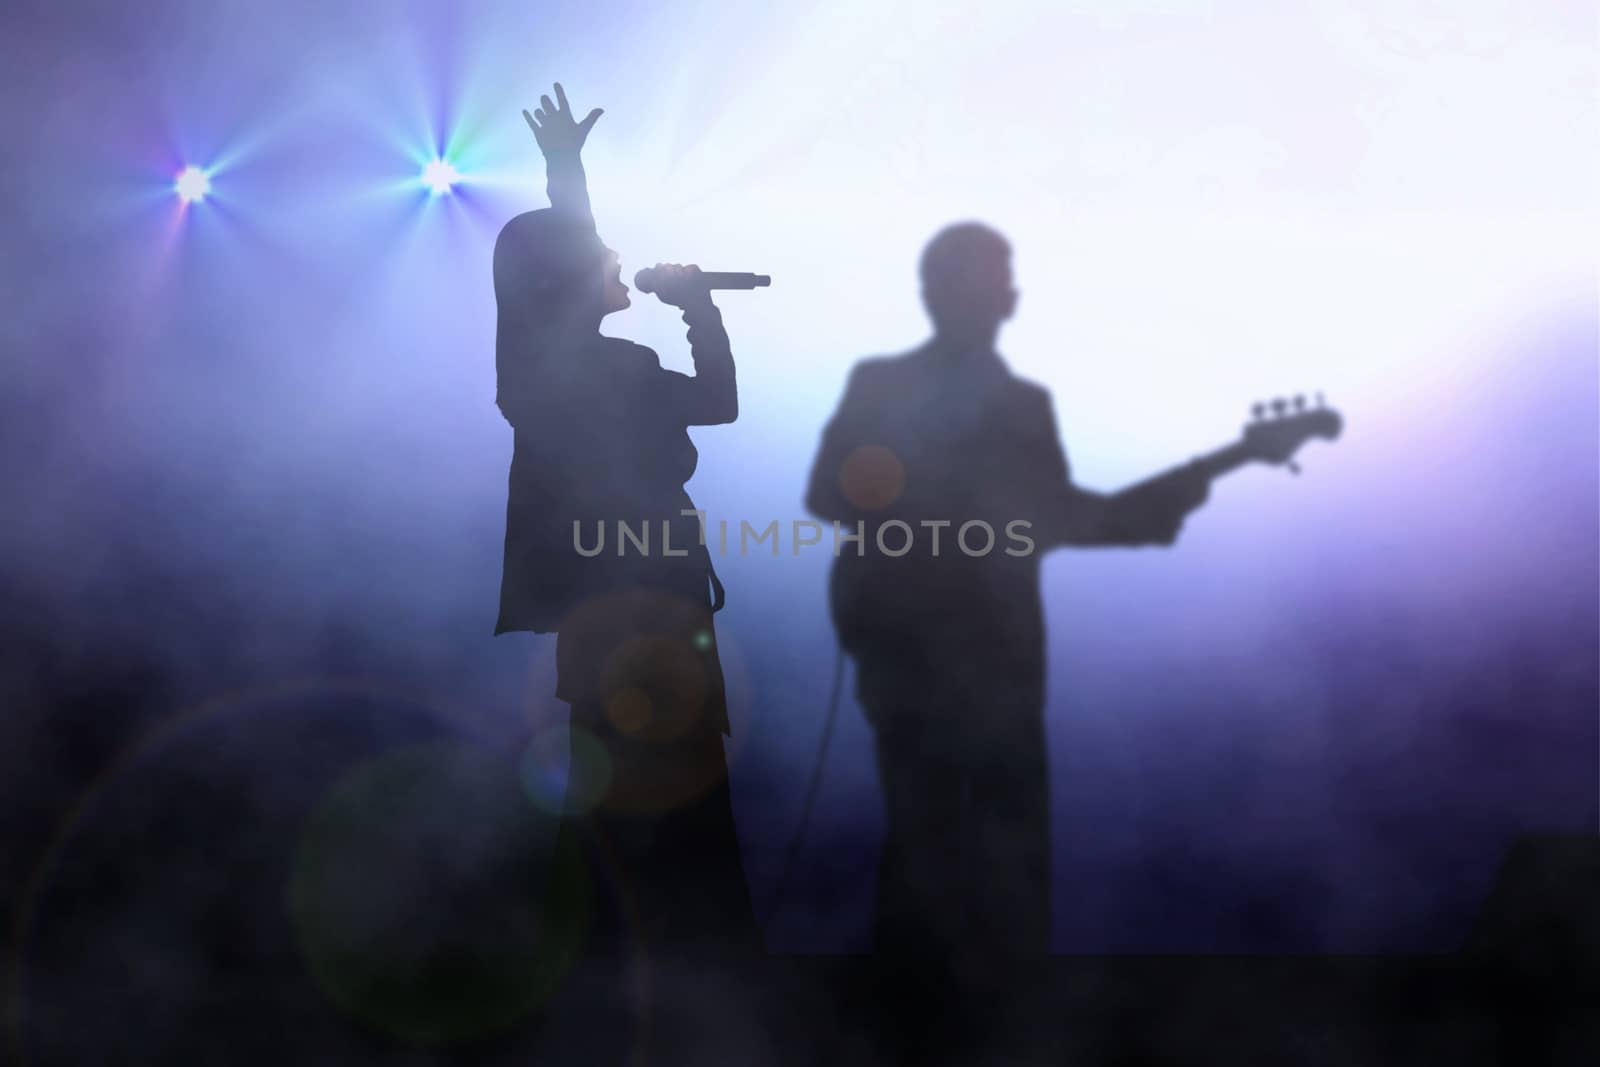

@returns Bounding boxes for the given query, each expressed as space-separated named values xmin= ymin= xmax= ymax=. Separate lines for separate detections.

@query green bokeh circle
xmin=288 ymin=740 xmax=592 ymax=1044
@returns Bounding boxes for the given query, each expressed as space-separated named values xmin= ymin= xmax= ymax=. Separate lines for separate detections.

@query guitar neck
xmin=1124 ymin=440 xmax=1254 ymax=495
xmin=1192 ymin=440 xmax=1256 ymax=482
xmin=1128 ymin=405 xmax=1341 ymax=493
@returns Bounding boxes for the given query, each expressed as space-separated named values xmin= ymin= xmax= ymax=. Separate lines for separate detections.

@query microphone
xmin=633 ymin=267 xmax=771 ymax=294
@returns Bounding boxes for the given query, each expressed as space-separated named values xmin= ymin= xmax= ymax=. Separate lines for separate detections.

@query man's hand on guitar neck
xmin=1105 ymin=462 xmax=1210 ymax=546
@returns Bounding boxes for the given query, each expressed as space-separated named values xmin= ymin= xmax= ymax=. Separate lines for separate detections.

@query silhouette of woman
xmin=492 ymin=85 xmax=757 ymax=970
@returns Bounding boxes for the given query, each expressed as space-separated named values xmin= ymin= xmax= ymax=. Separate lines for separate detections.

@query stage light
xmin=421 ymin=158 xmax=460 ymax=196
xmin=174 ymin=166 xmax=210 ymax=204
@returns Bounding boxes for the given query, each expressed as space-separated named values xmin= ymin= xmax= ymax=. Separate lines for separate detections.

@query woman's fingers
xmin=522 ymin=109 xmax=540 ymax=132
xmin=528 ymin=84 xmax=599 ymax=142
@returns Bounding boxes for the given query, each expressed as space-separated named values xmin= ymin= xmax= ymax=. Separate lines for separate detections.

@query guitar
xmin=1125 ymin=392 xmax=1345 ymax=497
xmin=826 ymin=393 xmax=1344 ymax=648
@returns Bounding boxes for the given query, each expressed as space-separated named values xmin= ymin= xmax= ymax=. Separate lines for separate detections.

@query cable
xmin=761 ymin=643 xmax=846 ymax=927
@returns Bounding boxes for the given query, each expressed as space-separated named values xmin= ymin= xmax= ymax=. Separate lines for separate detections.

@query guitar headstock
xmin=1241 ymin=392 xmax=1343 ymax=469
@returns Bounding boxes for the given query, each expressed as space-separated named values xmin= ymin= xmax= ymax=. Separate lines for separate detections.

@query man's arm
xmin=1102 ymin=464 xmax=1210 ymax=546
xmin=805 ymin=363 xmax=875 ymax=521
xmin=1058 ymin=483 xmax=1194 ymax=547
xmin=1031 ymin=389 xmax=1206 ymax=547
xmin=1027 ymin=389 xmax=1100 ymax=545
xmin=523 ymin=83 xmax=603 ymax=221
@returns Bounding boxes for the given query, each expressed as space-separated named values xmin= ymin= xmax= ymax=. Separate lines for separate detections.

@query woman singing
xmin=492 ymin=84 xmax=757 ymax=969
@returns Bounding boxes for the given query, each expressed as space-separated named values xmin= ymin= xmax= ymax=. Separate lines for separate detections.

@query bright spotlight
xmin=174 ymin=166 xmax=211 ymax=204
xmin=421 ymin=158 xmax=460 ymax=196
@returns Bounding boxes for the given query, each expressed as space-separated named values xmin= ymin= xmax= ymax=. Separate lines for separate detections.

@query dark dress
xmin=495 ymin=319 xmax=757 ymax=970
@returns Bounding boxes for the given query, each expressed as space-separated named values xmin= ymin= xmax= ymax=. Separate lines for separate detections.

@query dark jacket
xmin=805 ymin=343 xmax=1082 ymax=713
xmin=495 ymin=305 xmax=735 ymax=639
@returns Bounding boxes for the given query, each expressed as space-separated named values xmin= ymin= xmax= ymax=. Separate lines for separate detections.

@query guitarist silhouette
xmin=805 ymin=222 xmax=1338 ymax=993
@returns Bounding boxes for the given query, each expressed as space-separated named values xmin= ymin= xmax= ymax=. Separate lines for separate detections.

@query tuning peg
xmin=1292 ymin=394 xmax=1306 ymax=412
xmin=1270 ymin=397 xmax=1287 ymax=418
xmin=1251 ymin=401 xmax=1265 ymax=420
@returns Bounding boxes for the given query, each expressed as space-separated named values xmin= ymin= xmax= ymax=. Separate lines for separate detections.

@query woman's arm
xmin=523 ymin=83 xmax=602 ymax=221
xmin=647 ymin=265 xmax=739 ymax=426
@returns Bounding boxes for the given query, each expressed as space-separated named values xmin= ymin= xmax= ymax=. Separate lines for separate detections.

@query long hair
xmin=492 ymin=208 xmax=606 ymax=420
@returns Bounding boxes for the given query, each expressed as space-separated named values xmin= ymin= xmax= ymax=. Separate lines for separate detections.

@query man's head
xmin=919 ymin=222 xmax=1016 ymax=352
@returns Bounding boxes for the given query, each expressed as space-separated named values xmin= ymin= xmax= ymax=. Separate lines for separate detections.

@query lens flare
xmin=174 ymin=165 xmax=210 ymax=203
xmin=521 ymin=725 xmax=614 ymax=816
xmin=420 ymin=157 xmax=460 ymax=196
xmin=290 ymin=740 xmax=587 ymax=1043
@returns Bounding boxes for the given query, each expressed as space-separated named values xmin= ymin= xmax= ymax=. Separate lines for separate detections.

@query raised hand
xmin=522 ymin=82 xmax=602 ymax=158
